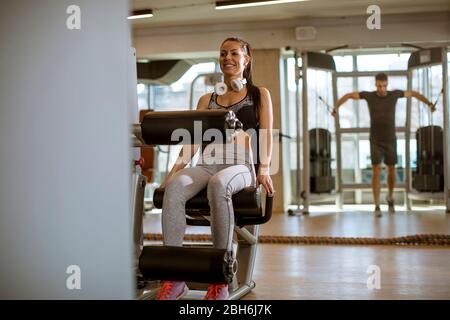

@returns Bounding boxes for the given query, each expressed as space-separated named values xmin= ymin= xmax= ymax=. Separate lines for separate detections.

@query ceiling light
xmin=215 ymin=0 xmax=308 ymax=10
xmin=127 ymin=9 xmax=153 ymax=20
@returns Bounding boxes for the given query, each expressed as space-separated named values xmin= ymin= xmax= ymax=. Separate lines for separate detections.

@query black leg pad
xmin=139 ymin=246 xmax=235 ymax=284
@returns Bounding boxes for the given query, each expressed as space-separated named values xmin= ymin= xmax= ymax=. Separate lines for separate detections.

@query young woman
xmin=157 ymin=37 xmax=274 ymax=300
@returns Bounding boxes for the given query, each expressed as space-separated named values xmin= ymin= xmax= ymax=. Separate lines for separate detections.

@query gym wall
xmin=0 ymin=0 xmax=134 ymax=299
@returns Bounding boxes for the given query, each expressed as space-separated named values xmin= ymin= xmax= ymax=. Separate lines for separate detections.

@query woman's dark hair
xmin=221 ymin=37 xmax=261 ymax=124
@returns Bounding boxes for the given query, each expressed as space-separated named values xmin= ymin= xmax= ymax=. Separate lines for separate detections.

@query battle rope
xmin=144 ymin=233 xmax=450 ymax=246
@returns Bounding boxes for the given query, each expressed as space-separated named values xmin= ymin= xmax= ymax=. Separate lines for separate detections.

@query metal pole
xmin=302 ymin=52 xmax=310 ymax=214
xmin=352 ymin=55 xmax=362 ymax=205
xmin=338 ymin=127 xmax=408 ymax=134
xmin=295 ymin=51 xmax=302 ymax=211
xmin=442 ymin=48 xmax=450 ymax=213
xmin=336 ymin=70 xmax=408 ymax=77
xmin=405 ymin=69 xmax=412 ymax=211
xmin=288 ymin=50 xmax=306 ymax=216
xmin=332 ymin=71 xmax=343 ymax=209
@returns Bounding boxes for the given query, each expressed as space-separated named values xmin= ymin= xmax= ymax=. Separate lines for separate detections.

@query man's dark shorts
xmin=370 ymin=139 xmax=397 ymax=166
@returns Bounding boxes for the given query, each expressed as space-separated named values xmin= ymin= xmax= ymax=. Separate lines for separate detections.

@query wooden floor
xmin=260 ymin=205 xmax=450 ymax=237
xmin=143 ymin=205 xmax=450 ymax=299
xmin=246 ymin=245 xmax=450 ymax=300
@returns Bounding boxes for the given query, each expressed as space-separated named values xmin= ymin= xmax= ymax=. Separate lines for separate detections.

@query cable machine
xmin=289 ymin=51 xmax=341 ymax=215
xmin=405 ymin=47 xmax=450 ymax=213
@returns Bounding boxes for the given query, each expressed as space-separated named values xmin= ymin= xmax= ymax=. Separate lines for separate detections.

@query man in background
xmin=332 ymin=73 xmax=435 ymax=217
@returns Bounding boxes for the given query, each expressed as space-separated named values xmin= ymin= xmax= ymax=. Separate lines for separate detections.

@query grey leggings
xmin=162 ymin=163 xmax=256 ymax=251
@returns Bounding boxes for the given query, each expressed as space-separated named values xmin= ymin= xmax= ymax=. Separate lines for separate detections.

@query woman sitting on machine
xmin=156 ymin=37 xmax=275 ymax=300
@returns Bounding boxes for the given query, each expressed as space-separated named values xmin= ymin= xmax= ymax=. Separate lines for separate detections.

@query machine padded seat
xmin=154 ymin=186 xmax=262 ymax=216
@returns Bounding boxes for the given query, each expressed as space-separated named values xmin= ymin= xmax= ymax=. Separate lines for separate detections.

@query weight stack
xmin=412 ymin=125 xmax=444 ymax=192
xmin=309 ymin=128 xmax=335 ymax=193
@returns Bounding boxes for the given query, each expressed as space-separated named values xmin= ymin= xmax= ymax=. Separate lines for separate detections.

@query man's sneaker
xmin=156 ymin=281 xmax=188 ymax=300
xmin=203 ymin=284 xmax=229 ymax=300
xmin=386 ymin=196 xmax=395 ymax=213
xmin=374 ymin=205 xmax=382 ymax=217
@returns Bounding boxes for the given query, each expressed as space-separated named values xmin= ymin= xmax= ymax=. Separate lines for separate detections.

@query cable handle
xmin=318 ymin=95 xmax=334 ymax=114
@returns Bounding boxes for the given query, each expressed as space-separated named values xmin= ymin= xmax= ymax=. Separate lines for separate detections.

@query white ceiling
xmin=130 ymin=0 xmax=450 ymax=29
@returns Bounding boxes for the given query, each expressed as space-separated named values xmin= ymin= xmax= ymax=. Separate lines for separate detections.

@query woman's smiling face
xmin=219 ymin=40 xmax=249 ymax=77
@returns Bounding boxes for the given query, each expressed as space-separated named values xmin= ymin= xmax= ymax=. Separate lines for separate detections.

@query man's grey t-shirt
xmin=359 ymin=90 xmax=404 ymax=141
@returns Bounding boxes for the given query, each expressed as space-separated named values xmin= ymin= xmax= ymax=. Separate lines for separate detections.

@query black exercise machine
xmin=131 ymin=109 xmax=274 ymax=300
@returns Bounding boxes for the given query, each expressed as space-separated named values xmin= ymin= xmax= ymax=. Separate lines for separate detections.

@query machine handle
xmin=134 ymin=157 xmax=145 ymax=168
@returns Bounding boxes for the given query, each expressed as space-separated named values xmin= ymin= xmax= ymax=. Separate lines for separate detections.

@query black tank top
xmin=207 ymin=92 xmax=260 ymax=166
xmin=208 ymin=93 xmax=259 ymax=132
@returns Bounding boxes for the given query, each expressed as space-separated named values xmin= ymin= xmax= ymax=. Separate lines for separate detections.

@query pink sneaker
xmin=203 ymin=284 xmax=229 ymax=300
xmin=156 ymin=281 xmax=188 ymax=300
